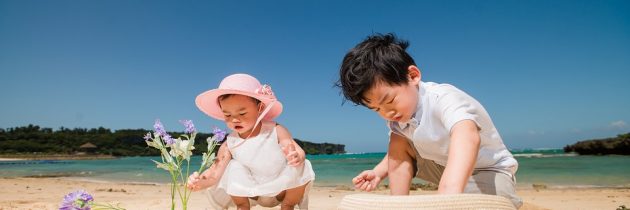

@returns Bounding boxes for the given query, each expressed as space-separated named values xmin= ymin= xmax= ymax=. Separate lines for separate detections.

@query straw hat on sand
xmin=338 ymin=193 xmax=516 ymax=210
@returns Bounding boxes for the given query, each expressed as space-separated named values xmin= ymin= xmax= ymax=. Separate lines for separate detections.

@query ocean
xmin=1 ymin=149 xmax=629 ymax=188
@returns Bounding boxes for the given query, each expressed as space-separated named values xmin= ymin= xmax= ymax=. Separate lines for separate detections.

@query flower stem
xmin=91 ymin=202 xmax=127 ymax=210
xmin=174 ymin=158 xmax=186 ymax=210
xmin=183 ymin=157 xmax=191 ymax=209
xmin=170 ymin=170 xmax=177 ymax=210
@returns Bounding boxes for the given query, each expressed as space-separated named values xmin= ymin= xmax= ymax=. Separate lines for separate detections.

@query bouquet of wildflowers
xmin=144 ymin=119 xmax=224 ymax=210
xmin=59 ymin=120 xmax=225 ymax=210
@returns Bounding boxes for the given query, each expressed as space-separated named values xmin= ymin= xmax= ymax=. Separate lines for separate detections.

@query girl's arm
xmin=187 ymin=144 xmax=232 ymax=191
xmin=439 ymin=119 xmax=480 ymax=194
xmin=276 ymin=124 xmax=306 ymax=166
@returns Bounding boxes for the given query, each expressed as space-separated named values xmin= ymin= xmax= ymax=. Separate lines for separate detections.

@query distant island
xmin=563 ymin=132 xmax=630 ymax=155
xmin=0 ymin=124 xmax=346 ymax=159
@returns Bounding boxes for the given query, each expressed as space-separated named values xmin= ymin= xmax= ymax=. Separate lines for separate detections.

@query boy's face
xmin=362 ymin=66 xmax=421 ymax=123
xmin=219 ymin=94 xmax=262 ymax=136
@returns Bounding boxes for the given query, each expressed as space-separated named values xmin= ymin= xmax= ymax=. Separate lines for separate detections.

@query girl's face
xmin=219 ymin=94 xmax=262 ymax=137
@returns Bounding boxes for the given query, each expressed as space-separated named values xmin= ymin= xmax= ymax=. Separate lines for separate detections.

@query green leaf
xmin=151 ymin=160 xmax=171 ymax=171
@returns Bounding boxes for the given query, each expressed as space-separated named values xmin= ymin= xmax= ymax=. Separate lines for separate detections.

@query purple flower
xmin=143 ymin=132 xmax=152 ymax=141
xmin=59 ymin=190 xmax=93 ymax=210
xmin=162 ymin=134 xmax=175 ymax=145
xmin=154 ymin=119 xmax=175 ymax=145
xmin=153 ymin=119 xmax=167 ymax=135
xmin=212 ymin=127 xmax=227 ymax=143
xmin=179 ymin=120 xmax=196 ymax=134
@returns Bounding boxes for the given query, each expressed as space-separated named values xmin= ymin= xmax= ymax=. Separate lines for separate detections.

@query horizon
xmin=1 ymin=123 xmax=624 ymax=151
xmin=1 ymin=0 xmax=629 ymax=153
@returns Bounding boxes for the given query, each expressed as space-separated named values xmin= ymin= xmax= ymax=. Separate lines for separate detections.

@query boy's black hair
xmin=336 ymin=33 xmax=416 ymax=106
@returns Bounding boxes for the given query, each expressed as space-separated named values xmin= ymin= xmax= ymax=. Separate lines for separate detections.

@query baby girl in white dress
xmin=187 ymin=73 xmax=315 ymax=210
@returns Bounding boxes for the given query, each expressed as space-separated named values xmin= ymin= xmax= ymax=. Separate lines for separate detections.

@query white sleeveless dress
xmin=216 ymin=120 xmax=315 ymax=197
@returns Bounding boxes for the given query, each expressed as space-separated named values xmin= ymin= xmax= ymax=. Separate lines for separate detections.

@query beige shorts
xmin=409 ymin=141 xmax=523 ymax=208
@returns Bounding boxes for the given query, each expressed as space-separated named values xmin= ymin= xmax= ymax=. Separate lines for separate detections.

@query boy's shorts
xmin=409 ymin=141 xmax=523 ymax=208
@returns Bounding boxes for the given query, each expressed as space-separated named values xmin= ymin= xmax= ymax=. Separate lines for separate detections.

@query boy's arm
xmin=276 ymin=124 xmax=306 ymax=166
xmin=372 ymin=153 xmax=389 ymax=178
xmin=439 ymin=119 xmax=480 ymax=194
xmin=387 ymin=132 xmax=416 ymax=195
xmin=352 ymin=152 xmax=388 ymax=191
xmin=353 ymin=132 xmax=413 ymax=192
xmin=370 ymin=132 xmax=412 ymax=180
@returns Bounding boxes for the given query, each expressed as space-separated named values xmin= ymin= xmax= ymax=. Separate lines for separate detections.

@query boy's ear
xmin=407 ymin=65 xmax=422 ymax=85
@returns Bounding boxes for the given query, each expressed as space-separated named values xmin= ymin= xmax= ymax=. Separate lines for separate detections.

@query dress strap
xmin=229 ymin=101 xmax=277 ymax=150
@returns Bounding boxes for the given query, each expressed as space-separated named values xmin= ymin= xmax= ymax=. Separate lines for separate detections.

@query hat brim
xmin=195 ymin=89 xmax=283 ymax=121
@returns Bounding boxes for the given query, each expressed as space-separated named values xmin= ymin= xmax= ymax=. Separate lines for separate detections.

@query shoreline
xmin=1 ymin=177 xmax=628 ymax=210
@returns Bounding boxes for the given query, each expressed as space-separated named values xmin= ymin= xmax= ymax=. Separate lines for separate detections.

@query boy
xmin=337 ymin=33 xmax=522 ymax=208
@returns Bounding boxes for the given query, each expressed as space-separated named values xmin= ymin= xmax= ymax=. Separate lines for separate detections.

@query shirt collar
xmin=395 ymin=82 xmax=424 ymax=130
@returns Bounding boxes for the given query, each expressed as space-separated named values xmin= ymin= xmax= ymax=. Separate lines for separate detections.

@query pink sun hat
xmin=195 ymin=73 xmax=283 ymax=121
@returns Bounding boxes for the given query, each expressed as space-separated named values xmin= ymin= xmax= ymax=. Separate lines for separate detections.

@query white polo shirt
xmin=388 ymin=82 xmax=518 ymax=176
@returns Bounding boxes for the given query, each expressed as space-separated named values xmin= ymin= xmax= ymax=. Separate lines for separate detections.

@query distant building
xmin=79 ymin=142 xmax=97 ymax=154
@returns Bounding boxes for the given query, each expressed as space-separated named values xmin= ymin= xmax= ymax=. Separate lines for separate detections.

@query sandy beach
xmin=0 ymin=177 xmax=628 ymax=210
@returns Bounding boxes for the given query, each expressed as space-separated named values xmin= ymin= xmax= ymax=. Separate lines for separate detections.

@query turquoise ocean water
xmin=1 ymin=149 xmax=629 ymax=188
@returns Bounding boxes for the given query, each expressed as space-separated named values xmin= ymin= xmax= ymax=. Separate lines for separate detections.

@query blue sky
xmin=1 ymin=0 xmax=629 ymax=153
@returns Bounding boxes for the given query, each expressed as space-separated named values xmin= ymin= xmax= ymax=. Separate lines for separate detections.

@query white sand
xmin=1 ymin=177 xmax=628 ymax=210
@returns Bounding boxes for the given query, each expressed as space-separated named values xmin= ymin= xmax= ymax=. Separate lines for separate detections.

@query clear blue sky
xmin=1 ymin=0 xmax=629 ymax=153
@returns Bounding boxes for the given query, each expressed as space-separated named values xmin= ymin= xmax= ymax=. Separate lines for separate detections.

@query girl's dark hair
xmin=218 ymin=94 xmax=261 ymax=105
xmin=336 ymin=33 xmax=416 ymax=106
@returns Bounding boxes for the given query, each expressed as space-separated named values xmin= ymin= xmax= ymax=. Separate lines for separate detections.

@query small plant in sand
xmin=144 ymin=119 xmax=224 ymax=210
xmin=59 ymin=190 xmax=125 ymax=210
xmin=59 ymin=120 xmax=225 ymax=210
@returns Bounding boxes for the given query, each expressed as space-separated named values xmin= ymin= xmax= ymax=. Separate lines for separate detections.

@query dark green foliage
xmin=563 ymin=133 xmax=630 ymax=155
xmin=0 ymin=125 xmax=345 ymax=156
xmin=294 ymin=138 xmax=346 ymax=154
xmin=0 ymin=125 xmax=222 ymax=156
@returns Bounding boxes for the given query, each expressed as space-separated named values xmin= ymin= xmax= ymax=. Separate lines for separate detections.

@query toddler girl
xmin=187 ymin=73 xmax=315 ymax=210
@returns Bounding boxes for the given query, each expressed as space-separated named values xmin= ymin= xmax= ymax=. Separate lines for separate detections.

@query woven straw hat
xmin=338 ymin=193 xmax=516 ymax=210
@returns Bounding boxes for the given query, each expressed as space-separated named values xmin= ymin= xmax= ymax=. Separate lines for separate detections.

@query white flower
xmin=169 ymin=139 xmax=194 ymax=160
xmin=255 ymin=84 xmax=274 ymax=96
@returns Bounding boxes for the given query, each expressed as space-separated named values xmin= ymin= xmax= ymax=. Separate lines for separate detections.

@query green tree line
xmin=0 ymin=124 xmax=345 ymax=156
xmin=564 ymin=133 xmax=630 ymax=155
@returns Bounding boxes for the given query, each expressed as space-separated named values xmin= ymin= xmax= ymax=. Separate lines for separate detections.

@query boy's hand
xmin=186 ymin=172 xmax=210 ymax=192
xmin=282 ymin=143 xmax=303 ymax=167
xmin=352 ymin=170 xmax=382 ymax=192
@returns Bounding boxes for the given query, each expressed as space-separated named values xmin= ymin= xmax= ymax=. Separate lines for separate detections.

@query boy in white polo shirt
xmin=337 ymin=33 xmax=522 ymax=208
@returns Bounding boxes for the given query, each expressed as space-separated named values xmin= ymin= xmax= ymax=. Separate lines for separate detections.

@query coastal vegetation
xmin=0 ymin=124 xmax=345 ymax=157
xmin=563 ymin=133 xmax=630 ymax=155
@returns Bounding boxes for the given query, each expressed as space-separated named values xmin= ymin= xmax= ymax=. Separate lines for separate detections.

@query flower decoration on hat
xmin=256 ymin=84 xmax=274 ymax=96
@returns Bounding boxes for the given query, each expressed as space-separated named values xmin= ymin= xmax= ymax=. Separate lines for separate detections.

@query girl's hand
xmin=352 ymin=170 xmax=382 ymax=192
xmin=186 ymin=172 xmax=210 ymax=191
xmin=282 ymin=143 xmax=304 ymax=167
